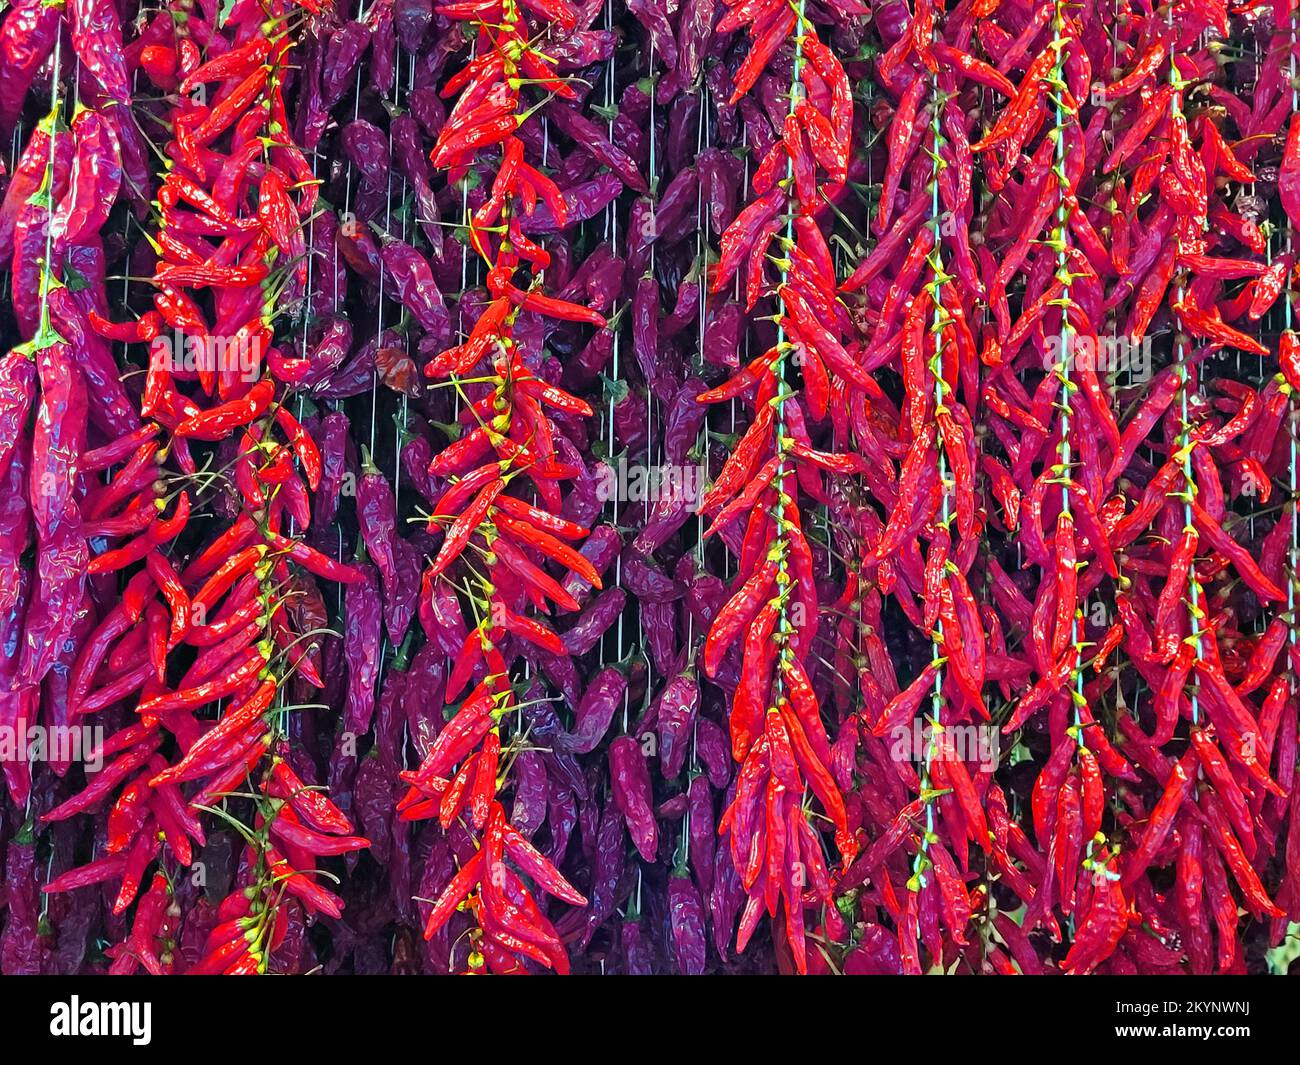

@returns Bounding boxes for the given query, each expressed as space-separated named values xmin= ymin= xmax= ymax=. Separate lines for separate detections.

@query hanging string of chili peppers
xmin=395 ymin=0 xmax=652 ymax=975
xmin=832 ymin=0 xmax=1003 ymax=974
xmin=700 ymin=0 xmax=866 ymax=973
xmin=37 ymin=0 xmax=371 ymax=975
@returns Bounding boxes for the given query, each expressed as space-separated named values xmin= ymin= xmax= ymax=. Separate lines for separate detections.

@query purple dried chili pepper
xmin=322 ymin=22 xmax=372 ymax=108
xmin=545 ymin=781 xmax=579 ymax=866
xmin=687 ymin=775 xmax=715 ymax=896
xmin=356 ymin=457 xmax=402 ymax=626
xmin=394 ymin=0 xmax=432 ymax=49
xmin=0 ymin=351 xmax=36 ymax=484
xmin=545 ymin=103 xmax=650 ymax=194
xmin=0 ymin=826 xmax=42 ymax=973
xmin=341 ymin=119 xmax=392 ymax=189
xmin=560 ymin=587 xmax=627 ymax=656
xmin=694 ymin=718 xmax=732 ymax=789
xmin=509 ymin=750 xmax=549 ymax=838
xmin=668 ymin=872 xmax=707 ymax=975
xmin=575 ymin=798 xmax=626 ymax=949
xmin=343 ymin=562 xmax=383 ymax=735
xmin=623 ymin=553 xmax=686 ymax=601
xmin=641 ymin=599 xmax=679 ymax=677
xmin=380 ymin=237 xmax=452 ymax=343
xmin=648 ymin=167 xmax=701 ymax=246
xmin=560 ymin=523 xmax=623 ymax=606
xmin=709 ymin=843 xmax=745 ymax=960
xmin=385 ymin=539 xmax=421 ymax=647
xmin=656 ymin=670 xmax=701 ymax=780
xmin=627 ymin=0 xmax=678 ymax=67
xmin=402 ymin=642 xmax=446 ymax=760
xmin=620 ymin=918 xmax=655 ymax=975
xmin=703 ymin=302 xmax=743 ymax=369
xmin=407 ymin=86 xmax=446 ymax=139
xmin=19 ymin=340 xmax=88 ymax=688
xmin=557 ymin=666 xmax=628 ymax=754
xmin=0 ymin=0 xmax=60 ymax=140
xmin=390 ymin=114 xmax=435 ymax=189
xmin=518 ymin=173 xmax=625 ymax=234
xmin=49 ymin=288 xmax=138 ymax=437
xmin=632 ymin=492 xmax=693 ymax=555
xmin=314 ymin=411 xmax=354 ymax=529
xmin=366 ymin=0 xmax=396 ymax=95
xmin=610 ymin=735 xmax=658 ymax=862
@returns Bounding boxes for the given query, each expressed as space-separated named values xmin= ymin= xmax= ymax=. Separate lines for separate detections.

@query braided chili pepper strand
xmin=978 ymin=0 xmax=1111 ymax=973
xmin=902 ymin=3 xmax=987 ymax=969
xmin=2 ymin=4 xmax=152 ymax=796
xmin=829 ymin=0 xmax=1003 ymax=973
xmin=1044 ymin=0 xmax=1123 ymax=958
xmin=396 ymin=0 xmax=619 ymax=976
xmin=1067 ymin=0 xmax=1287 ymax=971
xmin=699 ymin=0 xmax=866 ymax=973
xmin=37 ymin=0 xmax=370 ymax=975
xmin=984 ymin=0 xmax=1116 ymax=954
xmin=151 ymin=8 xmax=366 ymax=974
xmin=1113 ymin=4 xmax=1287 ymax=971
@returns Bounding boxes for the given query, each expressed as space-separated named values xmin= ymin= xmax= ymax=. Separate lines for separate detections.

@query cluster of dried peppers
xmin=0 ymin=0 xmax=1298 ymax=978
